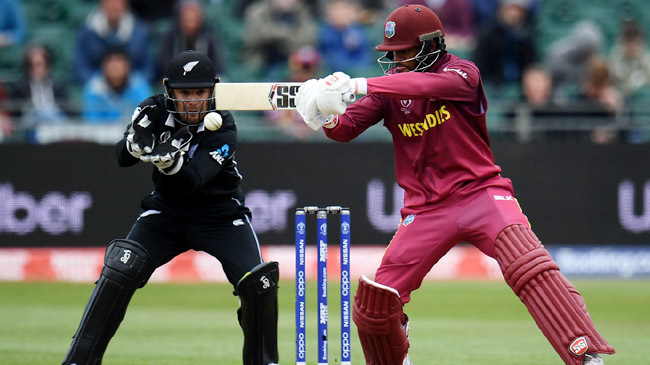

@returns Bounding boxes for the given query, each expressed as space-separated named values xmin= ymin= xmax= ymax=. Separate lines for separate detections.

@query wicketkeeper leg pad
xmin=495 ymin=225 xmax=615 ymax=365
xmin=235 ymin=261 xmax=279 ymax=365
xmin=62 ymin=239 xmax=152 ymax=365
xmin=353 ymin=275 xmax=410 ymax=365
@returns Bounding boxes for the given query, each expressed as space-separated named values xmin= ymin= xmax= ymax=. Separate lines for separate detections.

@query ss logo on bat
xmin=272 ymin=84 xmax=300 ymax=109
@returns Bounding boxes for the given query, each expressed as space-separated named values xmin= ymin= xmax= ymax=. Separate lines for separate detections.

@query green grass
xmin=1 ymin=279 xmax=648 ymax=364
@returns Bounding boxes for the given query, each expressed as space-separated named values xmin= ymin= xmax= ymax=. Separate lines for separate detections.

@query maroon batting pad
xmin=353 ymin=275 xmax=410 ymax=365
xmin=495 ymin=225 xmax=615 ymax=364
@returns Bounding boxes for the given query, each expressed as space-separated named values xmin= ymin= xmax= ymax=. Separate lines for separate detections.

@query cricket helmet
xmin=376 ymin=5 xmax=447 ymax=74
xmin=163 ymin=50 xmax=217 ymax=88
xmin=162 ymin=50 xmax=219 ymax=125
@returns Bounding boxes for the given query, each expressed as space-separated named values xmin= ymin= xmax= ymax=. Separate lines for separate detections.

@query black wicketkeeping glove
xmin=140 ymin=127 xmax=192 ymax=175
xmin=126 ymin=107 xmax=157 ymax=158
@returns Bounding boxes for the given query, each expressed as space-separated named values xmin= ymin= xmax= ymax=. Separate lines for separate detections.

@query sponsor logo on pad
xmin=569 ymin=336 xmax=589 ymax=356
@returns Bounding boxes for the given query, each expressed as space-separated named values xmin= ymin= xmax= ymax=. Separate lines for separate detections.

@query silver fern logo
xmin=183 ymin=61 xmax=199 ymax=75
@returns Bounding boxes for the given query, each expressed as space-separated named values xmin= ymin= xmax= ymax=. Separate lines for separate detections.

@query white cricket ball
xmin=204 ymin=112 xmax=223 ymax=131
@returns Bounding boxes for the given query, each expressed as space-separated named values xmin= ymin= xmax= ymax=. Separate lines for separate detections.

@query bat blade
xmin=214 ymin=82 xmax=302 ymax=110
xmin=213 ymin=82 xmax=356 ymax=111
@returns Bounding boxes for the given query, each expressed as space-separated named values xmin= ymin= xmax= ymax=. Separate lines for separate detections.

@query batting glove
xmin=322 ymin=71 xmax=368 ymax=95
xmin=316 ymin=79 xmax=348 ymax=116
xmin=296 ymin=79 xmax=326 ymax=131
xmin=141 ymin=127 xmax=192 ymax=175
xmin=126 ymin=106 xmax=157 ymax=158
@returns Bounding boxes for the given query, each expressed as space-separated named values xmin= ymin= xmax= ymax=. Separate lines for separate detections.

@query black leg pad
xmin=62 ymin=239 xmax=152 ymax=365
xmin=235 ymin=261 xmax=280 ymax=365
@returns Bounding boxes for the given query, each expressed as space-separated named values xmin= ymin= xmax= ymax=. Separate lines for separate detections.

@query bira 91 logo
xmin=569 ymin=337 xmax=589 ymax=356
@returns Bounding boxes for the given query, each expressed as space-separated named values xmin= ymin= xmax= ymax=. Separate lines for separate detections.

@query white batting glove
xmin=296 ymin=79 xmax=326 ymax=131
xmin=316 ymin=81 xmax=348 ymax=116
xmin=323 ymin=71 xmax=368 ymax=95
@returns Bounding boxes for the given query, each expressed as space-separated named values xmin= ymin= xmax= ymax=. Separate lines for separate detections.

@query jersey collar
xmin=165 ymin=113 xmax=206 ymax=132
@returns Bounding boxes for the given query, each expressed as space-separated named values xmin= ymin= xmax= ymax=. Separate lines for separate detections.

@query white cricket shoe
xmin=402 ymin=315 xmax=412 ymax=365
xmin=583 ymin=353 xmax=604 ymax=365
xmin=403 ymin=353 xmax=413 ymax=365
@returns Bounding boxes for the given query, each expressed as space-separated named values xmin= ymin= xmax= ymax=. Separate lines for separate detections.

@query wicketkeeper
xmin=296 ymin=5 xmax=615 ymax=365
xmin=62 ymin=50 xmax=279 ymax=365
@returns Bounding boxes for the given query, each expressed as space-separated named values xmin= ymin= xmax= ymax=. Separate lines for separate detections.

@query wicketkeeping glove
xmin=126 ymin=106 xmax=156 ymax=158
xmin=140 ymin=127 xmax=192 ymax=175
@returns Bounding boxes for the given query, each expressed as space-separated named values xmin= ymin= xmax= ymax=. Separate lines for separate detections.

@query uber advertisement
xmin=1 ymin=143 xmax=649 ymax=247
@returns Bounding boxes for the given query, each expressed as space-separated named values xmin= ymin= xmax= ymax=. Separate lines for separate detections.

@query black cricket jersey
xmin=116 ymin=94 xmax=246 ymax=220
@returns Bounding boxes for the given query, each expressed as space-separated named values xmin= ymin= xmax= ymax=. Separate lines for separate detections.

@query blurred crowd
xmin=1 ymin=0 xmax=650 ymax=143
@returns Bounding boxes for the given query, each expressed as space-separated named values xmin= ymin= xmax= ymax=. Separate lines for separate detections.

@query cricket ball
xmin=204 ymin=112 xmax=223 ymax=131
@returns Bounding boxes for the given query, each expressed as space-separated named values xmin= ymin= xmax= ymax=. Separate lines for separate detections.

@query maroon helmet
xmin=376 ymin=5 xmax=447 ymax=73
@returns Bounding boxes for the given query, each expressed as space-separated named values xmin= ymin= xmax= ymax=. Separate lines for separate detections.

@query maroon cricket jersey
xmin=324 ymin=53 xmax=502 ymax=211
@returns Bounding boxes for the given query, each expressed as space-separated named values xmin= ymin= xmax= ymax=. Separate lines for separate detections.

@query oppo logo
xmin=0 ymin=183 xmax=92 ymax=235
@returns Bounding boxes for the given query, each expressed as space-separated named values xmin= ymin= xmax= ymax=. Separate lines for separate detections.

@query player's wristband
xmin=350 ymin=78 xmax=367 ymax=95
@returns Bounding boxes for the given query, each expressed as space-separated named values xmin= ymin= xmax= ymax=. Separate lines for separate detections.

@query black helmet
xmin=163 ymin=50 xmax=219 ymax=126
xmin=163 ymin=50 xmax=217 ymax=89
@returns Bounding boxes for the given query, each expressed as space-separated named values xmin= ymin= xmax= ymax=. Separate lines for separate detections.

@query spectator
xmin=243 ymin=0 xmax=316 ymax=80
xmin=544 ymin=20 xmax=603 ymax=91
xmin=471 ymin=0 xmax=538 ymax=30
xmin=9 ymin=44 xmax=70 ymax=134
xmin=354 ymin=0 xmax=391 ymax=24
xmin=609 ymin=19 xmax=650 ymax=98
xmin=287 ymin=45 xmax=321 ymax=82
xmin=73 ymin=0 xmax=154 ymax=85
xmin=0 ymin=0 xmax=26 ymax=47
xmin=521 ymin=64 xmax=554 ymax=108
xmin=129 ymin=0 xmax=177 ymax=24
xmin=509 ymin=64 xmax=579 ymax=142
xmin=318 ymin=0 xmax=371 ymax=76
xmin=158 ymin=0 xmax=225 ymax=81
xmin=235 ymin=0 xmax=319 ymax=18
xmin=579 ymin=58 xmax=622 ymax=117
xmin=82 ymin=47 xmax=151 ymax=124
xmin=578 ymin=57 xmax=623 ymax=144
xmin=473 ymin=0 xmax=536 ymax=87
xmin=513 ymin=61 xmax=621 ymax=144
xmin=0 ymin=83 xmax=13 ymax=141
xmin=399 ymin=0 xmax=476 ymax=54
xmin=263 ymin=46 xmax=327 ymax=140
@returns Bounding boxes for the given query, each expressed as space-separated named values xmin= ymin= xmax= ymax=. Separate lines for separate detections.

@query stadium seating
xmin=1 ymin=0 xmax=650 ymax=143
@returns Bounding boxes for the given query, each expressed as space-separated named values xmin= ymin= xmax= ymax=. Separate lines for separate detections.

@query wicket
xmin=295 ymin=206 xmax=351 ymax=365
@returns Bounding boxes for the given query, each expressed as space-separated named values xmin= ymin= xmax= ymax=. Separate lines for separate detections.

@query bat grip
xmin=342 ymin=92 xmax=356 ymax=103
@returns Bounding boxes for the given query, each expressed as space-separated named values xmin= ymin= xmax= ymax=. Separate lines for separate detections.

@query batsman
xmin=62 ymin=51 xmax=279 ymax=365
xmin=296 ymin=4 xmax=615 ymax=365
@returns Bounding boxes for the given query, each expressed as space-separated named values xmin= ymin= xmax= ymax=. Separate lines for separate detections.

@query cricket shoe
xmin=583 ymin=353 xmax=604 ymax=365
xmin=402 ymin=315 xmax=413 ymax=365
xmin=402 ymin=353 xmax=413 ymax=365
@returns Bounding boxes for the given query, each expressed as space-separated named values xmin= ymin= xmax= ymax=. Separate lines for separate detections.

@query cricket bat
xmin=214 ymin=82 xmax=355 ymax=111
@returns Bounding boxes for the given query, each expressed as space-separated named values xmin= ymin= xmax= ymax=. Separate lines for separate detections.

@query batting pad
xmin=495 ymin=225 xmax=615 ymax=364
xmin=353 ymin=275 xmax=409 ymax=365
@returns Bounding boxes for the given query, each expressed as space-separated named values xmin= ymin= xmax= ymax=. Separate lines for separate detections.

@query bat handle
xmin=342 ymin=92 xmax=356 ymax=103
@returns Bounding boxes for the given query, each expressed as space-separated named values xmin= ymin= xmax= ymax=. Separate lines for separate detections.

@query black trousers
xmin=126 ymin=205 xmax=264 ymax=287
